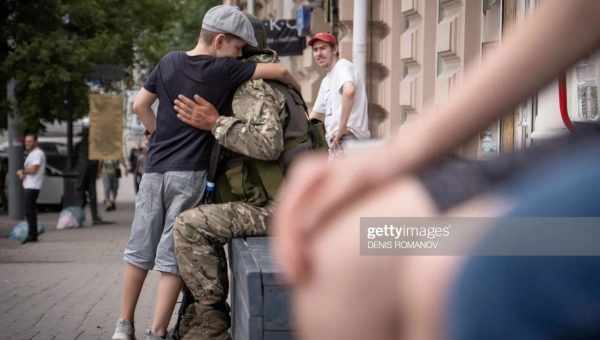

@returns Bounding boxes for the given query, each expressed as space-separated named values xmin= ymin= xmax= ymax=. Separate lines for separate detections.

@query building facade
xmin=229 ymin=0 xmax=600 ymax=158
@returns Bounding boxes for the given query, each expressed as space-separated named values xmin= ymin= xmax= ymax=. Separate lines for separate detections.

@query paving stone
xmin=0 ymin=199 xmax=178 ymax=340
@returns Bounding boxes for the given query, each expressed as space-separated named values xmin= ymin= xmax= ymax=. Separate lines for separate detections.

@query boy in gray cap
xmin=113 ymin=5 xmax=300 ymax=340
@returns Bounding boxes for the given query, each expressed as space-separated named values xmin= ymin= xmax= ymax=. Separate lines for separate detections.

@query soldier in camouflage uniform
xmin=171 ymin=16 xmax=297 ymax=340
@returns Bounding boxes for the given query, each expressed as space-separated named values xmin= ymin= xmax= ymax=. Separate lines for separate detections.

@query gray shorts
xmin=123 ymin=170 xmax=206 ymax=274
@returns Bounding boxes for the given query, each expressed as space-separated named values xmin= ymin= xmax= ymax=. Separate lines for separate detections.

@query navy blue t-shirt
xmin=143 ymin=51 xmax=256 ymax=173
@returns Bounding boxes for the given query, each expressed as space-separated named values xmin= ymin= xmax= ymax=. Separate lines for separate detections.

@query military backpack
xmin=213 ymin=81 xmax=326 ymax=206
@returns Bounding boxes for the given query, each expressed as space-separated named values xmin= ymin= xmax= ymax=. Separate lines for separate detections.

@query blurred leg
xmin=294 ymin=176 xmax=511 ymax=340
xmin=103 ymin=175 xmax=111 ymax=206
xmin=294 ymin=177 xmax=437 ymax=340
xmin=450 ymin=149 xmax=600 ymax=340
xmin=113 ymin=175 xmax=119 ymax=204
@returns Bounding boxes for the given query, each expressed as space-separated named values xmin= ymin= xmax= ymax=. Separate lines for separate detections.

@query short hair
xmin=25 ymin=133 xmax=38 ymax=141
xmin=199 ymin=29 xmax=240 ymax=45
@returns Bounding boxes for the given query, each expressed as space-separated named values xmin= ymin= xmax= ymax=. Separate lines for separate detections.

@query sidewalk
xmin=0 ymin=177 xmax=177 ymax=340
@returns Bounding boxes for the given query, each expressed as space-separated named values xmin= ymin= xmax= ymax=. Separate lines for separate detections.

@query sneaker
xmin=112 ymin=319 xmax=136 ymax=340
xmin=143 ymin=329 xmax=166 ymax=340
xmin=21 ymin=235 xmax=38 ymax=244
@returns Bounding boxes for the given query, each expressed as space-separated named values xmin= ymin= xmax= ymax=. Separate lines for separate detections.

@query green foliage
xmin=136 ymin=0 xmax=220 ymax=68
xmin=0 ymin=0 xmax=218 ymax=133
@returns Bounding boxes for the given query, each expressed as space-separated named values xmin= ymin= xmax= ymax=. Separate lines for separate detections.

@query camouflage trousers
xmin=173 ymin=202 xmax=271 ymax=340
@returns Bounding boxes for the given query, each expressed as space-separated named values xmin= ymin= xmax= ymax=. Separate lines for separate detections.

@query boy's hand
xmin=174 ymin=94 xmax=220 ymax=131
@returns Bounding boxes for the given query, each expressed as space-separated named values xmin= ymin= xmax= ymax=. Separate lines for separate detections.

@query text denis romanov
xmin=366 ymin=224 xmax=452 ymax=250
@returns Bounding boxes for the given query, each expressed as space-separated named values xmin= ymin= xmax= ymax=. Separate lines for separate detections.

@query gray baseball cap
xmin=202 ymin=5 xmax=258 ymax=48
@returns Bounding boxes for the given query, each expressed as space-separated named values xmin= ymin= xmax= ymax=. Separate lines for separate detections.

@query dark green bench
xmin=229 ymin=237 xmax=294 ymax=340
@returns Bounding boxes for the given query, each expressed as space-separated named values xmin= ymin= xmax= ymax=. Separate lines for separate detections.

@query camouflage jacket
xmin=211 ymin=51 xmax=287 ymax=161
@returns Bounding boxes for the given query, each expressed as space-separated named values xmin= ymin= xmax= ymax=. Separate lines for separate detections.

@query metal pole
xmin=353 ymin=0 xmax=368 ymax=83
xmin=65 ymin=84 xmax=74 ymax=169
xmin=7 ymin=79 xmax=24 ymax=220
xmin=247 ymin=0 xmax=255 ymax=15
xmin=67 ymin=116 xmax=73 ymax=168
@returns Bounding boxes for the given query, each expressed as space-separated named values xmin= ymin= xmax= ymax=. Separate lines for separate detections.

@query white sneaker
xmin=112 ymin=319 xmax=136 ymax=340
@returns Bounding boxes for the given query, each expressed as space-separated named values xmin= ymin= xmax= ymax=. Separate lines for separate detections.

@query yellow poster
xmin=89 ymin=93 xmax=123 ymax=160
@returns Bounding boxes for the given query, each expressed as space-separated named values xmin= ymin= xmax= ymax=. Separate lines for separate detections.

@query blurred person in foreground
xmin=272 ymin=1 xmax=600 ymax=340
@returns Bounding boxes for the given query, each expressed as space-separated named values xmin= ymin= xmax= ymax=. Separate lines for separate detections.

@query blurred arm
xmin=383 ymin=0 xmax=600 ymax=176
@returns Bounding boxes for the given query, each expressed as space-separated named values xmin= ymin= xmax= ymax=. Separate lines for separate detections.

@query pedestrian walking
xmin=74 ymin=127 xmax=106 ymax=225
xmin=102 ymin=159 xmax=123 ymax=211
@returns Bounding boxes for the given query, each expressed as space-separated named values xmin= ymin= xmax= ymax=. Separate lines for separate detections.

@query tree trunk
xmin=7 ymin=79 xmax=24 ymax=220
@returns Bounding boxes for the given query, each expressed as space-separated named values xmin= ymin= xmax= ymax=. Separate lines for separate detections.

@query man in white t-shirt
xmin=309 ymin=32 xmax=370 ymax=157
xmin=16 ymin=134 xmax=46 ymax=244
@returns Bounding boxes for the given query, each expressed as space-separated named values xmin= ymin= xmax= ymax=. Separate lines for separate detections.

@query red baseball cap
xmin=308 ymin=32 xmax=337 ymax=47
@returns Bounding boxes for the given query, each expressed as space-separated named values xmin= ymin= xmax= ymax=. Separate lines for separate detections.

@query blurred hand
xmin=330 ymin=128 xmax=348 ymax=150
xmin=272 ymin=145 xmax=400 ymax=284
xmin=16 ymin=169 xmax=23 ymax=179
xmin=174 ymin=94 xmax=219 ymax=131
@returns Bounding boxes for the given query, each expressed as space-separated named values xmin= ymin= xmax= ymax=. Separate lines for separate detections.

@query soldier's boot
xmin=173 ymin=209 xmax=231 ymax=340
xmin=181 ymin=302 xmax=231 ymax=340
xmin=172 ymin=285 xmax=196 ymax=339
